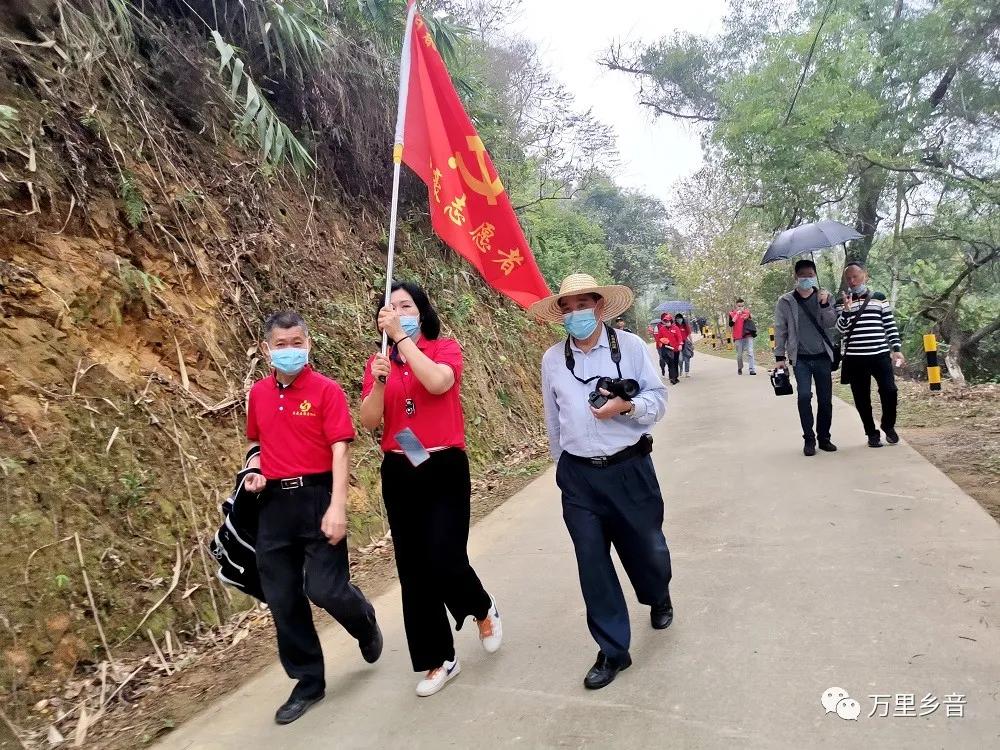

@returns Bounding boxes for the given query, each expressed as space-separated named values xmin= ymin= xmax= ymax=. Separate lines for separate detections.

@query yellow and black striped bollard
xmin=924 ymin=334 xmax=941 ymax=391
xmin=769 ymin=326 xmax=775 ymax=349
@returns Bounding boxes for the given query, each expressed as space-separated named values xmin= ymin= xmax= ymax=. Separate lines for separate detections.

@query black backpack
xmin=209 ymin=446 xmax=266 ymax=601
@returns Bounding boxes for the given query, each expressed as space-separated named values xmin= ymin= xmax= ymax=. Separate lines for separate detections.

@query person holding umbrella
xmin=773 ymin=259 xmax=839 ymax=456
xmin=675 ymin=313 xmax=693 ymax=378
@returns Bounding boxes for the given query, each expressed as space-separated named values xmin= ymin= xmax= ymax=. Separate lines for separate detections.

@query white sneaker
xmin=416 ymin=659 xmax=460 ymax=697
xmin=476 ymin=596 xmax=502 ymax=654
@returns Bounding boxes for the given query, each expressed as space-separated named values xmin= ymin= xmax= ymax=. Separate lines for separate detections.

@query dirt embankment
xmin=0 ymin=11 xmax=555 ymax=746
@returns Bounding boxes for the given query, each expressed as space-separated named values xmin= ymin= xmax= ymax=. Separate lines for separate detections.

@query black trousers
xmin=256 ymin=483 xmax=376 ymax=701
xmin=844 ymin=353 xmax=898 ymax=437
xmin=792 ymin=355 xmax=833 ymax=442
xmin=556 ymin=453 xmax=672 ymax=662
xmin=381 ymin=449 xmax=491 ymax=672
xmin=665 ymin=349 xmax=680 ymax=382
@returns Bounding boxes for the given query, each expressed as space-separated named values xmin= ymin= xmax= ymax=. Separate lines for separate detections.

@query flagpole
xmin=381 ymin=0 xmax=419 ymax=358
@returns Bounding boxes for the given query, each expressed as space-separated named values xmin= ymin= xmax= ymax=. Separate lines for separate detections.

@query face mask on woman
xmin=400 ymin=315 xmax=421 ymax=339
xmin=269 ymin=347 xmax=309 ymax=376
xmin=796 ymin=277 xmax=818 ymax=290
xmin=563 ymin=309 xmax=599 ymax=339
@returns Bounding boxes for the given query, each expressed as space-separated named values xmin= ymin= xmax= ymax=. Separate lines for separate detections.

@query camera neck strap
xmin=564 ymin=324 xmax=624 ymax=385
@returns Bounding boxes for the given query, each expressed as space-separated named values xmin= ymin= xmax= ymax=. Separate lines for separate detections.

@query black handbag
xmin=743 ymin=318 xmax=758 ymax=338
xmin=794 ymin=293 xmax=840 ymax=371
xmin=771 ymin=369 xmax=793 ymax=396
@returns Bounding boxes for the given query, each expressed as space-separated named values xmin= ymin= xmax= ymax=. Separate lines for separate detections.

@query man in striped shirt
xmin=836 ymin=261 xmax=906 ymax=447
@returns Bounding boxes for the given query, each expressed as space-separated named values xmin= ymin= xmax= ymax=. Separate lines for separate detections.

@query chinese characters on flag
xmin=397 ymin=9 xmax=550 ymax=308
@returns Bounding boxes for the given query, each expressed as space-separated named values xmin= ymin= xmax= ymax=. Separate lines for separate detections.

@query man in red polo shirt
xmin=244 ymin=310 xmax=382 ymax=725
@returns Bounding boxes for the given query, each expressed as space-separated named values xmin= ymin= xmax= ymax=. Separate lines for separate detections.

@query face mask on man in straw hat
xmin=528 ymin=274 xmax=635 ymax=341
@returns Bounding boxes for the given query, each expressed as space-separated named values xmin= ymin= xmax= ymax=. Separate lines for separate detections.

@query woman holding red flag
xmin=360 ymin=281 xmax=502 ymax=698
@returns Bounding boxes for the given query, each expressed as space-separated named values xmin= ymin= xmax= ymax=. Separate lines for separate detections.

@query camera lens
xmin=619 ymin=379 xmax=640 ymax=399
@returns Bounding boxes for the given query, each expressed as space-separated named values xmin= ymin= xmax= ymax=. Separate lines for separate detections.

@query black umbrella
xmin=761 ymin=220 xmax=863 ymax=265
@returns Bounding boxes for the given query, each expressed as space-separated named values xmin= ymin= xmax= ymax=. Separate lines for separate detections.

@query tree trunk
xmin=889 ymin=177 xmax=904 ymax=308
xmin=851 ymin=168 xmax=888 ymax=265
xmin=944 ymin=344 xmax=967 ymax=387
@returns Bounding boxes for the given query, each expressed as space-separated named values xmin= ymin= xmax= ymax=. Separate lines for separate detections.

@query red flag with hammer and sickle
xmin=395 ymin=7 xmax=550 ymax=308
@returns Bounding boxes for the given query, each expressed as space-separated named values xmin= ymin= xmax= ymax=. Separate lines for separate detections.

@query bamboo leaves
xmin=260 ymin=1 xmax=327 ymax=76
xmin=211 ymin=31 xmax=315 ymax=174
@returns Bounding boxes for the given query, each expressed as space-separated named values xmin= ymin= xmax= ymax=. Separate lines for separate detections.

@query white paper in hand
xmin=394 ymin=427 xmax=431 ymax=467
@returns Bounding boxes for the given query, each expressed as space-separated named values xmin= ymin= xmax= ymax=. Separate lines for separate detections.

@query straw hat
xmin=528 ymin=273 xmax=634 ymax=324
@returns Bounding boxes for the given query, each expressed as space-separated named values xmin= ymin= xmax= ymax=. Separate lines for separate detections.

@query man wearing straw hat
xmin=531 ymin=274 xmax=673 ymax=690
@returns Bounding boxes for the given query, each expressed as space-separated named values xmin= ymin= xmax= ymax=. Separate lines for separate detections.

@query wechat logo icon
xmin=822 ymin=687 xmax=860 ymax=721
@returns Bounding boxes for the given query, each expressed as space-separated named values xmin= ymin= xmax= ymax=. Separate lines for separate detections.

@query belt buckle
xmin=589 ymin=456 xmax=609 ymax=468
xmin=280 ymin=477 xmax=304 ymax=490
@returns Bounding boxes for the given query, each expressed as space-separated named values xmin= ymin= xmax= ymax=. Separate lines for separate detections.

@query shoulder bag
xmin=793 ymin=293 xmax=840 ymax=371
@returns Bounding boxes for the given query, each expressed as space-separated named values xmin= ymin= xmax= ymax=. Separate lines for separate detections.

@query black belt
xmin=266 ymin=472 xmax=332 ymax=491
xmin=564 ymin=434 xmax=653 ymax=469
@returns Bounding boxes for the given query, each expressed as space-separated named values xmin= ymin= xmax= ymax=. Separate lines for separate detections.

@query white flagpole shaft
xmin=381 ymin=1 xmax=419 ymax=358
xmin=381 ymin=161 xmax=404 ymax=355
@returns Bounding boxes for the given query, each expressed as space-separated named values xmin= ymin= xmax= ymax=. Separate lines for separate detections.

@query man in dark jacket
xmin=773 ymin=259 xmax=838 ymax=456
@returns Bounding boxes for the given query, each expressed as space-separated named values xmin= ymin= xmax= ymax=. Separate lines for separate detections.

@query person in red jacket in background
xmin=674 ymin=314 xmax=693 ymax=378
xmin=655 ymin=313 xmax=683 ymax=384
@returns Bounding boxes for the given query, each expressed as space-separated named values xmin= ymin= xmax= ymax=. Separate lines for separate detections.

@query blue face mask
xmin=850 ymin=283 xmax=868 ymax=296
xmin=269 ymin=347 xmax=309 ymax=376
xmin=796 ymin=276 xmax=818 ymax=290
xmin=563 ymin=309 xmax=599 ymax=340
xmin=400 ymin=315 xmax=421 ymax=339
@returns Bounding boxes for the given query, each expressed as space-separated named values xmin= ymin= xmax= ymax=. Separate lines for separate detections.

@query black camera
xmin=588 ymin=377 xmax=640 ymax=408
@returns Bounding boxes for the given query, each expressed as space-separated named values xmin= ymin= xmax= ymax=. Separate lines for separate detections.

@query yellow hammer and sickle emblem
xmin=448 ymin=136 xmax=504 ymax=205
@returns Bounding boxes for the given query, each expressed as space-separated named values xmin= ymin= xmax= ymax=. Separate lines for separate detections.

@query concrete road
xmin=158 ymin=351 xmax=1000 ymax=749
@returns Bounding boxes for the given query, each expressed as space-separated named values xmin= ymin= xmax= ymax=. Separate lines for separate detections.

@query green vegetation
xmin=607 ymin=0 xmax=999 ymax=382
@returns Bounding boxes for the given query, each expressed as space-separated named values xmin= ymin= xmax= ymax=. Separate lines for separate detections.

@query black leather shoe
xmin=583 ymin=652 xmax=631 ymax=690
xmin=803 ymin=441 xmax=817 ymax=456
xmin=883 ymin=428 xmax=899 ymax=444
xmin=275 ymin=694 xmax=323 ymax=725
xmin=868 ymin=435 xmax=884 ymax=448
xmin=818 ymin=440 xmax=837 ymax=452
xmin=651 ymin=598 xmax=673 ymax=629
xmin=360 ymin=620 xmax=383 ymax=664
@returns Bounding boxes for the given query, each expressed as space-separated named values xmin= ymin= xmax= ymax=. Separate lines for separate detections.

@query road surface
xmin=158 ymin=350 xmax=1000 ymax=749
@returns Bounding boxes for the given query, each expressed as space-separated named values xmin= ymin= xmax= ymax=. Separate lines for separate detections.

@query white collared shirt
xmin=541 ymin=327 xmax=667 ymax=461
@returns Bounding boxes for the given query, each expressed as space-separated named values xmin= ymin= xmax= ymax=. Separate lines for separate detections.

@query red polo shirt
xmin=362 ymin=337 xmax=466 ymax=452
xmin=246 ymin=366 xmax=356 ymax=479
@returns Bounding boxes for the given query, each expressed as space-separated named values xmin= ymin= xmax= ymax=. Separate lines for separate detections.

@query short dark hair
xmin=376 ymin=280 xmax=441 ymax=339
xmin=845 ymin=260 xmax=866 ymax=270
xmin=735 ymin=298 xmax=745 ymax=304
xmin=794 ymin=259 xmax=817 ymax=274
xmin=263 ymin=310 xmax=308 ymax=339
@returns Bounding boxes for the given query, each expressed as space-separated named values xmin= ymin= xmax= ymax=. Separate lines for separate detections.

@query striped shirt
xmin=835 ymin=295 xmax=902 ymax=356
